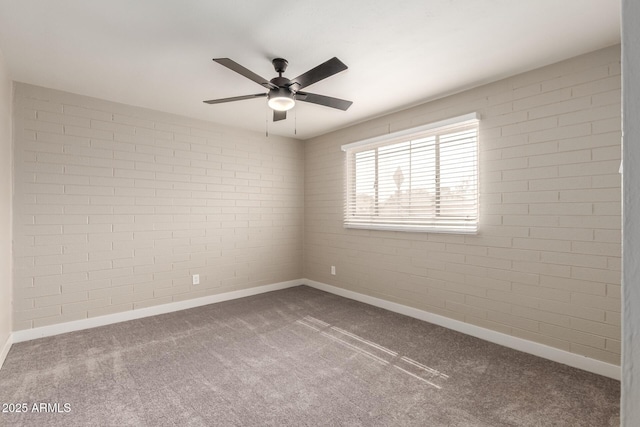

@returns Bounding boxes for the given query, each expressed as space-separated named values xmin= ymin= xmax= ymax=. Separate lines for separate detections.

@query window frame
xmin=341 ymin=113 xmax=479 ymax=234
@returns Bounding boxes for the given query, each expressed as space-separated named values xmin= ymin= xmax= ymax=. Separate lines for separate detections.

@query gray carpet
xmin=0 ymin=286 xmax=620 ymax=426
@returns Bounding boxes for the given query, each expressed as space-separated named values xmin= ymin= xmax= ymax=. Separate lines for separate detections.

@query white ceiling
xmin=0 ymin=0 xmax=621 ymax=139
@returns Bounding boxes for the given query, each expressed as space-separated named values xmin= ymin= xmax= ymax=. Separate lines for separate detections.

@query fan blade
xmin=203 ymin=93 xmax=267 ymax=104
xmin=296 ymin=92 xmax=353 ymax=111
xmin=273 ymin=110 xmax=287 ymax=122
xmin=213 ymin=58 xmax=278 ymax=90
xmin=289 ymin=57 xmax=348 ymax=90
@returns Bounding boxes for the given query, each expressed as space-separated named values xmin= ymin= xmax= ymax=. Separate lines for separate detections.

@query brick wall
xmin=304 ymin=46 xmax=622 ymax=364
xmin=0 ymin=49 xmax=12 ymax=357
xmin=12 ymin=84 xmax=304 ymax=330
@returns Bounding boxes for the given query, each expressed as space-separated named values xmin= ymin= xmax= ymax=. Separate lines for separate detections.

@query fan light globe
xmin=268 ymin=89 xmax=295 ymax=112
xmin=267 ymin=96 xmax=295 ymax=111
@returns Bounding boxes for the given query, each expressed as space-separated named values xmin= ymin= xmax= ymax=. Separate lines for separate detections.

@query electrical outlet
xmin=331 ymin=266 xmax=336 ymax=275
xmin=192 ymin=274 xmax=200 ymax=285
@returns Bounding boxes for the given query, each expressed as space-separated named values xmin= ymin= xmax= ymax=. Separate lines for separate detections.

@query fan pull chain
xmin=265 ymin=107 xmax=269 ymax=137
xmin=294 ymin=108 xmax=297 ymax=136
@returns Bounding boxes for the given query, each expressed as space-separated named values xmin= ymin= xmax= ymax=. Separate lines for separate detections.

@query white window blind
xmin=342 ymin=113 xmax=479 ymax=234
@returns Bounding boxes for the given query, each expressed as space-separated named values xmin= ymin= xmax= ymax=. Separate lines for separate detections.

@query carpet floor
xmin=0 ymin=286 xmax=620 ymax=426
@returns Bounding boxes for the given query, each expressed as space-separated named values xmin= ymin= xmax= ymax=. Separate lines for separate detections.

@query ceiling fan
xmin=204 ymin=57 xmax=353 ymax=122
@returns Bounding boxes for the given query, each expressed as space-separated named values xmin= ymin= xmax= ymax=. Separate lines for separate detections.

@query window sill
xmin=344 ymin=223 xmax=478 ymax=235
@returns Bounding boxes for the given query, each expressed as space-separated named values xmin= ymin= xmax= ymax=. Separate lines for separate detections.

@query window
xmin=342 ymin=113 xmax=479 ymax=234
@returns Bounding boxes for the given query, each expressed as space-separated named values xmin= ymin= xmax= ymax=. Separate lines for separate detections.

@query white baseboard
xmin=12 ymin=279 xmax=301 ymax=344
xmin=303 ymin=279 xmax=621 ymax=381
xmin=0 ymin=333 xmax=12 ymax=369
xmin=7 ymin=277 xmax=621 ymax=380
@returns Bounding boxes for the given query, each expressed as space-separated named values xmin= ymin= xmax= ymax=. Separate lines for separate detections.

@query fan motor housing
xmin=270 ymin=76 xmax=291 ymax=88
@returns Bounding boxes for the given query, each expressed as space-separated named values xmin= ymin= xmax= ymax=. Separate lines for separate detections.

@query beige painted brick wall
xmin=0 ymin=48 xmax=12 ymax=352
xmin=13 ymin=83 xmax=304 ymax=330
xmin=304 ymin=46 xmax=622 ymax=365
